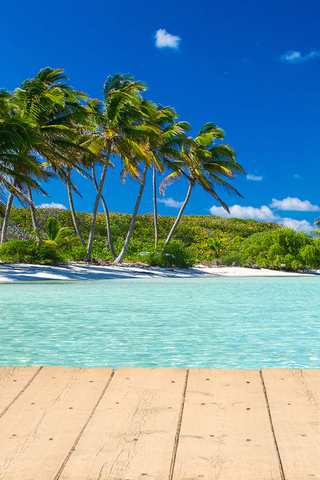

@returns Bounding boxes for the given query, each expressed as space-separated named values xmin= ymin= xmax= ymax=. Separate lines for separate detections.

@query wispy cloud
xmin=270 ymin=197 xmax=320 ymax=212
xmin=294 ymin=174 xmax=303 ymax=180
xmin=246 ymin=174 xmax=263 ymax=181
xmin=37 ymin=202 xmax=67 ymax=210
xmin=157 ymin=197 xmax=183 ymax=208
xmin=280 ymin=50 xmax=320 ymax=63
xmin=155 ymin=29 xmax=180 ymax=49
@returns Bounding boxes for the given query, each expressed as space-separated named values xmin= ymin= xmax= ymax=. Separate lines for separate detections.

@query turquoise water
xmin=0 ymin=277 xmax=319 ymax=369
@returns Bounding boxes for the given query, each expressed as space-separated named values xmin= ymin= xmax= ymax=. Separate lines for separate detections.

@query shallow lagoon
xmin=1 ymin=276 xmax=319 ymax=369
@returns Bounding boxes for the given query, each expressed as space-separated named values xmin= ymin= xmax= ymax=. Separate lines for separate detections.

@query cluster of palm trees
xmin=0 ymin=68 xmax=245 ymax=263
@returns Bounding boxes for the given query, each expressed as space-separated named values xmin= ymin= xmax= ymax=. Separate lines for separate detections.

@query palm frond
xmin=159 ymin=171 xmax=181 ymax=195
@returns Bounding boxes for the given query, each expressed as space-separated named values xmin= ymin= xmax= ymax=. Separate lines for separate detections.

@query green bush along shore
xmin=0 ymin=207 xmax=319 ymax=270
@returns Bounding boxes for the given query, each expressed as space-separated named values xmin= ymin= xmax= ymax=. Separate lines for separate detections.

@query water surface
xmin=1 ymin=277 xmax=319 ymax=369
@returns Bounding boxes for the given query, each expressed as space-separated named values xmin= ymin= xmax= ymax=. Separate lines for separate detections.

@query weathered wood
xmin=0 ymin=366 xmax=41 ymax=416
xmin=0 ymin=366 xmax=113 ymax=480
xmin=172 ymin=369 xmax=282 ymax=480
xmin=59 ymin=367 xmax=187 ymax=480
xmin=262 ymin=368 xmax=320 ymax=480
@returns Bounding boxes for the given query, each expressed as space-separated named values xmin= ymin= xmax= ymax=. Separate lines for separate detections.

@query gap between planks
xmin=169 ymin=369 xmax=189 ymax=480
xmin=260 ymin=370 xmax=285 ymax=480
xmin=53 ymin=369 xmax=115 ymax=480
xmin=0 ymin=366 xmax=42 ymax=419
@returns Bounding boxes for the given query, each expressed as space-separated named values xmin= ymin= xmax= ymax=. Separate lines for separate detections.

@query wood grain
xmin=59 ymin=367 xmax=187 ymax=480
xmin=262 ymin=368 xmax=320 ymax=480
xmin=0 ymin=366 xmax=113 ymax=480
xmin=172 ymin=369 xmax=282 ymax=480
xmin=0 ymin=366 xmax=41 ymax=416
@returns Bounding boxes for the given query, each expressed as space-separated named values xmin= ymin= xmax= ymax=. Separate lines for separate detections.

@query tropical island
xmin=1 ymin=68 xmax=320 ymax=273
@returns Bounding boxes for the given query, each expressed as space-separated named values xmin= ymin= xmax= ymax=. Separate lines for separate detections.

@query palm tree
xmin=112 ymin=102 xmax=191 ymax=264
xmin=0 ymin=89 xmax=48 ymax=243
xmin=84 ymin=74 xmax=157 ymax=262
xmin=11 ymin=68 xmax=92 ymax=244
xmin=160 ymin=123 xmax=245 ymax=245
xmin=91 ymin=163 xmax=117 ymax=257
xmin=139 ymin=100 xmax=190 ymax=247
xmin=112 ymin=163 xmax=149 ymax=264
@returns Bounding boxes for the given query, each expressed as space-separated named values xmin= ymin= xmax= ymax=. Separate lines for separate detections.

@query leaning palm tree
xmin=12 ymin=68 xmax=92 ymax=244
xmin=84 ymin=74 xmax=157 ymax=262
xmin=0 ymin=89 xmax=49 ymax=243
xmin=113 ymin=102 xmax=191 ymax=263
xmin=160 ymin=123 xmax=245 ymax=245
xmin=112 ymin=162 xmax=150 ymax=264
xmin=139 ymin=100 xmax=191 ymax=247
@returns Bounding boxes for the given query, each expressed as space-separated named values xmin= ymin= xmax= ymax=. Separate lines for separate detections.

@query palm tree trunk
xmin=66 ymin=174 xmax=86 ymax=247
xmin=85 ymin=154 xmax=110 ymax=262
xmin=26 ymin=184 xmax=40 ymax=246
xmin=92 ymin=166 xmax=116 ymax=259
xmin=1 ymin=191 xmax=15 ymax=244
xmin=113 ymin=164 xmax=148 ymax=264
xmin=153 ymin=162 xmax=159 ymax=248
xmin=165 ymin=182 xmax=193 ymax=245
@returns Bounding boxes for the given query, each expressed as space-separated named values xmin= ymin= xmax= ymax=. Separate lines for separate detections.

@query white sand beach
xmin=0 ymin=262 xmax=319 ymax=283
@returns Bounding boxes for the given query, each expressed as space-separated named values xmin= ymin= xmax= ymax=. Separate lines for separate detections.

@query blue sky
xmin=1 ymin=0 xmax=320 ymax=232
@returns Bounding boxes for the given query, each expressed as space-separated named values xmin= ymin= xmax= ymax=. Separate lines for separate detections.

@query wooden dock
xmin=0 ymin=367 xmax=319 ymax=479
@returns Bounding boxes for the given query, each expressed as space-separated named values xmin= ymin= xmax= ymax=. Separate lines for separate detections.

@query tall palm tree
xmin=113 ymin=102 xmax=191 ymax=264
xmin=0 ymin=89 xmax=48 ymax=243
xmin=11 ymin=68 xmax=92 ymax=244
xmin=84 ymin=74 xmax=157 ymax=262
xmin=112 ymin=163 xmax=149 ymax=264
xmin=160 ymin=123 xmax=245 ymax=245
xmin=139 ymin=100 xmax=190 ymax=247
xmin=91 ymin=163 xmax=117 ymax=257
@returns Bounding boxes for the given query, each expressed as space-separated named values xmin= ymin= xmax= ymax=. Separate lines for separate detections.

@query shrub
xmin=145 ymin=240 xmax=195 ymax=268
xmin=0 ymin=240 xmax=62 ymax=265
xmin=62 ymin=245 xmax=87 ymax=262
xmin=237 ymin=228 xmax=320 ymax=270
xmin=91 ymin=236 xmax=113 ymax=261
xmin=300 ymin=241 xmax=320 ymax=268
xmin=37 ymin=243 xmax=63 ymax=265
xmin=219 ymin=252 xmax=245 ymax=266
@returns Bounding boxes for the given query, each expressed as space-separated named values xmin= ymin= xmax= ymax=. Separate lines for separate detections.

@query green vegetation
xmin=0 ymin=240 xmax=63 ymax=265
xmin=1 ymin=207 xmax=319 ymax=270
xmin=146 ymin=240 xmax=195 ymax=268
xmin=1 ymin=68 xmax=319 ymax=271
xmin=1 ymin=67 xmax=245 ymax=265
xmin=235 ymin=229 xmax=320 ymax=270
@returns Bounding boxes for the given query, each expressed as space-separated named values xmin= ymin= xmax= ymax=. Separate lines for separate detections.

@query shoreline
xmin=0 ymin=262 xmax=319 ymax=283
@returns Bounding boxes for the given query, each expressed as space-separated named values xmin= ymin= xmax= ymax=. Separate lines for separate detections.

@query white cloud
xmin=246 ymin=174 xmax=263 ymax=181
xmin=270 ymin=197 xmax=320 ymax=212
xmin=294 ymin=174 xmax=302 ymax=180
xmin=209 ymin=203 xmax=314 ymax=232
xmin=210 ymin=204 xmax=277 ymax=221
xmin=157 ymin=197 xmax=183 ymax=208
xmin=280 ymin=50 xmax=320 ymax=63
xmin=280 ymin=218 xmax=314 ymax=233
xmin=155 ymin=29 xmax=180 ymax=49
xmin=37 ymin=202 xmax=67 ymax=210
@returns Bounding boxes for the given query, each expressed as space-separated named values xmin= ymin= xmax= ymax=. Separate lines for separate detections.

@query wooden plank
xmin=172 ymin=369 xmax=282 ymax=480
xmin=0 ymin=366 xmax=41 ymax=416
xmin=0 ymin=366 xmax=113 ymax=480
xmin=59 ymin=367 xmax=187 ymax=480
xmin=262 ymin=368 xmax=320 ymax=480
